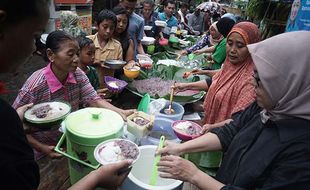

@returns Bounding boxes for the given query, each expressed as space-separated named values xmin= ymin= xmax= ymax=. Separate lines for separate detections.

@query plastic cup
xmin=147 ymin=45 xmax=155 ymax=54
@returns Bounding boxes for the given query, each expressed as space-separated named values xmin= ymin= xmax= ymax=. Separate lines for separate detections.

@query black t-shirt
xmin=212 ymin=102 xmax=310 ymax=190
xmin=0 ymin=98 xmax=40 ymax=189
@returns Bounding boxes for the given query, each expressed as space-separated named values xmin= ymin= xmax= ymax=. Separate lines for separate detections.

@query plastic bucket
xmin=121 ymin=145 xmax=183 ymax=190
xmin=156 ymin=102 xmax=184 ymax=121
xmin=54 ymin=108 xmax=124 ymax=185
xmin=140 ymin=117 xmax=180 ymax=146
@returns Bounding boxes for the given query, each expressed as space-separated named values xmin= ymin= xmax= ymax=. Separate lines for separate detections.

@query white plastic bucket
xmin=121 ymin=145 xmax=183 ymax=190
xmin=156 ymin=102 xmax=184 ymax=121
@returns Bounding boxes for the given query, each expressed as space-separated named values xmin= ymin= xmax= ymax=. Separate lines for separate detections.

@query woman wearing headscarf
xmin=158 ymin=31 xmax=310 ymax=190
xmin=174 ymin=22 xmax=261 ymax=179
xmin=181 ymin=21 xmax=224 ymax=57
xmin=194 ymin=17 xmax=235 ymax=70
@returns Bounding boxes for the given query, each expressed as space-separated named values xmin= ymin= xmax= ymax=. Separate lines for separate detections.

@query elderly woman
xmin=158 ymin=31 xmax=310 ymax=190
xmin=174 ymin=22 xmax=261 ymax=176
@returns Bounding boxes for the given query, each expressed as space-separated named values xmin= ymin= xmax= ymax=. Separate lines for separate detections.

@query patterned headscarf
xmin=203 ymin=22 xmax=261 ymax=124
xmin=248 ymin=31 xmax=310 ymax=121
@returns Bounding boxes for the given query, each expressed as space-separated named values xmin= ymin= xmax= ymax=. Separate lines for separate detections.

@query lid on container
xmin=138 ymin=93 xmax=150 ymax=113
xmin=65 ymin=108 xmax=124 ymax=144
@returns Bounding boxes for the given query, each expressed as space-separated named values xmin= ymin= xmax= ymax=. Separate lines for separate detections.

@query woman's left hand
xmin=158 ymin=155 xmax=199 ymax=183
xmin=16 ymin=103 xmax=33 ymax=121
xmin=120 ymin=109 xmax=135 ymax=121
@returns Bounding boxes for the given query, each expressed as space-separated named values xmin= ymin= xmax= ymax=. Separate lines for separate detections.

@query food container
xmin=104 ymin=76 xmax=128 ymax=93
xmin=169 ymin=36 xmax=179 ymax=44
xmin=137 ymin=54 xmax=153 ymax=68
xmin=127 ymin=111 xmax=154 ymax=138
xmin=94 ymin=138 xmax=140 ymax=165
xmin=156 ymin=102 xmax=184 ymax=121
xmin=144 ymin=25 xmax=152 ymax=31
xmin=141 ymin=36 xmax=156 ymax=45
xmin=155 ymin=20 xmax=167 ymax=28
xmin=172 ymin=120 xmax=202 ymax=141
xmin=159 ymin=38 xmax=168 ymax=46
xmin=103 ymin=60 xmax=126 ymax=69
xmin=123 ymin=65 xmax=140 ymax=79
xmin=55 ymin=108 xmax=124 ymax=185
xmin=121 ymin=145 xmax=183 ymax=190
xmin=140 ymin=117 xmax=180 ymax=146
xmin=24 ymin=101 xmax=71 ymax=129
xmin=181 ymin=29 xmax=188 ymax=36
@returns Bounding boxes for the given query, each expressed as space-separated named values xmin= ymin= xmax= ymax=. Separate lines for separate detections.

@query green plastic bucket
xmin=55 ymin=108 xmax=124 ymax=185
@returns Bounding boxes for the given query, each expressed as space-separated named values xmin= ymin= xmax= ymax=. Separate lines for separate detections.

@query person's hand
xmin=126 ymin=60 xmax=136 ymax=68
xmin=200 ymin=123 xmax=216 ymax=134
xmin=193 ymin=49 xmax=203 ymax=55
xmin=191 ymin=69 xmax=203 ymax=75
xmin=180 ymin=50 xmax=188 ymax=56
xmin=40 ymin=145 xmax=62 ymax=159
xmin=120 ymin=109 xmax=135 ymax=121
xmin=97 ymin=88 xmax=109 ymax=98
xmin=16 ymin=103 xmax=33 ymax=121
xmin=158 ymin=155 xmax=199 ymax=183
xmin=156 ymin=140 xmax=182 ymax=156
xmin=93 ymin=160 xmax=132 ymax=189
xmin=173 ymin=83 xmax=190 ymax=93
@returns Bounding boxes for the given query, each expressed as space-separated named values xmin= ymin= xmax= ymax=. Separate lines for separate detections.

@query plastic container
xmin=123 ymin=65 xmax=140 ymax=79
xmin=172 ymin=120 xmax=202 ymax=141
xmin=141 ymin=117 xmax=180 ymax=146
xmin=156 ymin=102 xmax=184 ymax=121
xmin=104 ymin=76 xmax=127 ymax=93
xmin=159 ymin=38 xmax=168 ymax=46
xmin=127 ymin=111 xmax=154 ymax=138
xmin=155 ymin=20 xmax=167 ymax=28
xmin=141 ymin=36 xmax=155 ymax=45
xmin=121 ymin=145 xmax=183 ymax=190
xmin=55 ymin=108 xmax=124 ymax=185
xmin=137 ymin=54 xmax=153 ymax=69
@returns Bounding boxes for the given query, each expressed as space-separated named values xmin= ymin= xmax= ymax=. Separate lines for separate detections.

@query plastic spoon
xmin=149 ymin=135 xmax=165 ymax=186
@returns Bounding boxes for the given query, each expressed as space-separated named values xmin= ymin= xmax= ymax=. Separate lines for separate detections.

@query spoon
xmin=149 ymin=135 xmax=165 ymax=186
xmin=164 ymin=85 xmax=175 ymax=115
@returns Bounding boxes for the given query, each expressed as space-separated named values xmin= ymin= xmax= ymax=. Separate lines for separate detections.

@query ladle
xmin=164 ymin=85 xmax=175 ymax=114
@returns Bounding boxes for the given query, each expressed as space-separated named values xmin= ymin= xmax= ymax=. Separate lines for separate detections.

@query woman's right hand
xmin=40 ymin=145 xmax=62 ymax=159
xmin=180 ymin=50 xmax=188 ymax=56
xmin=173 ymin=83 xmax=190 ymax=92
xmin=193 ymin=49 xmax=203 ymax=55
xmin=156 ymin=141 xmax=182 ymax=156
xmin=191 ymin=69 xmax=203 ymax=75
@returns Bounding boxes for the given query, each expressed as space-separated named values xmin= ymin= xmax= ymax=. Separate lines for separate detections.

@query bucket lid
xmin=137 ymin=93 xmax=150 ymax=113
xmin=65 ymin=108 xmax=124 ymax=144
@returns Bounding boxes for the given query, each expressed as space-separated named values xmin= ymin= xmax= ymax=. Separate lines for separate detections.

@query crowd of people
xmin=1 ymin=0 xmax=310 ymax=190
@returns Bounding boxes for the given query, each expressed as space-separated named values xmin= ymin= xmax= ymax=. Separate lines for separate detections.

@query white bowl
xmin=155 ymin=20 xmax=167 ymax=27
xmin=94 ymin=139 xmax=140 ymax=165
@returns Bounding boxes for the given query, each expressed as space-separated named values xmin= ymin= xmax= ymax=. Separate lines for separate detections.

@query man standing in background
xmin=120 ymin=0 xmax=145 ymax=56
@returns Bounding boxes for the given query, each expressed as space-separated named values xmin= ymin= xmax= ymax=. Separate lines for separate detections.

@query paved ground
xmin=0 ymin=54 xmax=47 ymax=104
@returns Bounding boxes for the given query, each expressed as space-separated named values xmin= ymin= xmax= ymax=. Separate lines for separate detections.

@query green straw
xmin=149 ymin=135 xmax=165 ymax=186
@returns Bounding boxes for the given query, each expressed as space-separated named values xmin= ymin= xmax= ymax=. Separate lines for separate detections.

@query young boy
xmin=87 ymin=10 xmax=123 ymax=88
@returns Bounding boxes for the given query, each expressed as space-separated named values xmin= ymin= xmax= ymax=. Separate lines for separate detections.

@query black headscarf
xmin=216 ymin=17 xmax=235 ymax=38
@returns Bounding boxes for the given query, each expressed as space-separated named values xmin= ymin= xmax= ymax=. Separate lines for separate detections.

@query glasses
xmin=252 ymin=71 xmax=260 ymax=87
